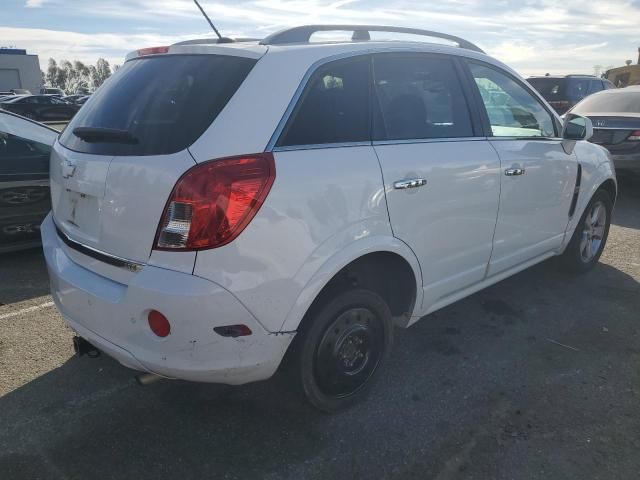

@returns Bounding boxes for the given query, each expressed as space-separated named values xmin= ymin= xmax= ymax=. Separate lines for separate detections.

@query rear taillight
xmin=155 ymin=153 xmax=275 ymax=251
xmin=628 ymin=130 xmax=640 ymax=141
xmin=137 ymin=46 xmax=169 ymax=56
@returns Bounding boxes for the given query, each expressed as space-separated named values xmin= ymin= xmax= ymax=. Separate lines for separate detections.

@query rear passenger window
xmin=277 ymin=57 xmax=370 ymax=147
xmin=373 ymin=54 xmax=473 ymax=141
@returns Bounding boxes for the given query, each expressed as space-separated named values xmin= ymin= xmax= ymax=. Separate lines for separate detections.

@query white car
xmin=42 ymin=25 xmax=616 ymax=411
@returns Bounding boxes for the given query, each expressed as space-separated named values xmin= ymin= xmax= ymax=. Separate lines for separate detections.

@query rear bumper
xmin=41 ymin=214 xmax=294 ymax=385
xmin=610 ymin=152 xmax=640 ymax=173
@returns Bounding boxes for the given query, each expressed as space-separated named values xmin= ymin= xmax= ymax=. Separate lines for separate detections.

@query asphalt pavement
xmin=1 ymin=177 xmax=639 ymax=480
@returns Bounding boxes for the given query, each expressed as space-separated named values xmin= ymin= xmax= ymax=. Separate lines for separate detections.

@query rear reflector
xmin=137 ymin=46 xmax=169 ymax=56
xmin=155 ymin=153 xmax=275 ymax=251
xmin=628 ymin=130 xmax=640 ymax=141
xmin=214 ymin=325 xmax=253 ymax=337
xmin=148 ymin=310 xmax=171 ymax=337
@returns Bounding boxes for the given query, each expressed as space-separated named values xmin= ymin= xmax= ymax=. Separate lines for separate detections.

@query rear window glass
xmin=527 ymin=78 xmax=590 ymax=102
xmin=59 ymin=55 xmax=256 ymax=156
xmin=572 ymin=91 xmax=640 ymax=114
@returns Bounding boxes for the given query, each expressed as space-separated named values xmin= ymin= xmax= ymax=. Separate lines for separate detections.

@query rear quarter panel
xmin=193 ymin=146 xmax=419 ymax=333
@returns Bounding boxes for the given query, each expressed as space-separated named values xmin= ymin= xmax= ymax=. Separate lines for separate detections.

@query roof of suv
xmin=126 ymin=25 xmax=491 ymax=64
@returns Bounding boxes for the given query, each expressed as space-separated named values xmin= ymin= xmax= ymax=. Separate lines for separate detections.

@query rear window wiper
xmin=72 ymin=127 xmax=139 ymax=144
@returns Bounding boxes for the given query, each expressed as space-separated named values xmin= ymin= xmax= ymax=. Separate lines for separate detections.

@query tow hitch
xmin=73 ymin=336 xmax=100 ymax=358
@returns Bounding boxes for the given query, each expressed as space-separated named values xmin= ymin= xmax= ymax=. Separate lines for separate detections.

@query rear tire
xmin=286 ymin=289 xmax=393 ymax=412
xmin=559 ymin=189 xmax=612 ymax=273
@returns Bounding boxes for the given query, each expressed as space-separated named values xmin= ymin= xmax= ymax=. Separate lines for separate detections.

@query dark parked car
xmin=0 ymin=110 xmax=57 ymax=252
xmin=0 ymin=95 xmax=80 ymax=122
xmin=527 ymin=75 xmax=616 ymax=115
xmin=568 ymin=86 xmax=640 ymax=175
xmin=63 ymin=94 xmax=90 ymax=105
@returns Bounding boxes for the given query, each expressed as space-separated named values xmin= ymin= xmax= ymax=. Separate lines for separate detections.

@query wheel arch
xmin=599 ymin=178 xmax=617 ymax=205
xmin=280 ymin=238 xmax=423 ymax=332
xmin=564 ymin=143 xmax=616 ymax=244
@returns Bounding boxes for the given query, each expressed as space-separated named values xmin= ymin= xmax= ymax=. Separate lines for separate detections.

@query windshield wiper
xmin=73 ymin=127 xmax=138 ymax=144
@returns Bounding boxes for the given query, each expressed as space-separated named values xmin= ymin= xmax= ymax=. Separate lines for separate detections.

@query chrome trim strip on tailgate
xmin=55 ymin=223 xmax=143 ymax=272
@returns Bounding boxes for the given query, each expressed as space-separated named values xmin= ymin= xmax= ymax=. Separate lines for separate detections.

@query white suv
xmin=43 ymin=25 xmax=616 ymax=411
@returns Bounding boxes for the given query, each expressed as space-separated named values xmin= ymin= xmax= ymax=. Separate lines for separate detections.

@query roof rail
xmin=260 ymin=25 xmax=484 ymax=53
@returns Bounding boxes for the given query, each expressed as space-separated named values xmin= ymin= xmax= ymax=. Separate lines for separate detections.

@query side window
xmin=589 ymin=80 xmax=604 ymax=94
xmin=469 ymin=63 xmax=556 ymax=138
xmin=372 ymin=54 xmax=473 ymax=141
xmin=0 ymin=132 xmax=50 ymax=157
xmin=0 ymin=130 xmax=51 ymax=175
xmin=277 ymin=56 xmax=370 ymax=147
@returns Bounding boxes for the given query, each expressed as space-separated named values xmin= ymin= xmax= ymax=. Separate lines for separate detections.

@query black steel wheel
xmin=286 ymin=288 xmax=393 ymax=412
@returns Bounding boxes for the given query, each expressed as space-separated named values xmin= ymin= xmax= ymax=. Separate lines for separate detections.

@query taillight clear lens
xmin=628 ymin=130 xmax=640 ymax=141
xmin=155 ymin=153 xmax=275 ymax=251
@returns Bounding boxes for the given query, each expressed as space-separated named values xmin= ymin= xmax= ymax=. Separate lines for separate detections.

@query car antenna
xmin=192 ymin=0 xmax=234 ymax=43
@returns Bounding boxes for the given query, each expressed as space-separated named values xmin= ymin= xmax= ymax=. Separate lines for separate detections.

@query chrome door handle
xmin=504 ymin=167 xmax=525 ymax=176
xmin=393 ymin=178 xmax=427 ymax=190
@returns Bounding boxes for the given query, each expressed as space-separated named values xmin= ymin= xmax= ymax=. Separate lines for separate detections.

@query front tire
xmin=287 ymin=289 xmax=393 ymax=412
xmin=560 ymin=189 xmax=612 ymax=273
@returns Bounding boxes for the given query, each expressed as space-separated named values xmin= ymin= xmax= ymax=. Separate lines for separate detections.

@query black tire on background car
xmin=560 ymin=189 xmax=613 ymax=273
xmin=285 ymin=288 xmax=394 ymax=412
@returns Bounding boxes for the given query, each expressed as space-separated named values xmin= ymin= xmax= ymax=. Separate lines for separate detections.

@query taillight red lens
xmin=148 ymin=310 xmax=171 ymax=337
xmin=138 ymin=46 xmax=169 ymax=56
xmin=155 ymin=153 xmax=276 ymax=251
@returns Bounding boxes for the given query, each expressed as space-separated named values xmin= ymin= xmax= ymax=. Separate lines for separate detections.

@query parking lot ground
xmin=1 ymin=178 xmax=639 ymax=480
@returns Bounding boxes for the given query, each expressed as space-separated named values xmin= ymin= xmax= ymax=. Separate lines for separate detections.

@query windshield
xmin=59 ymin=54 xmax=256 ymax=156
xmin=572 ymin=91 xmax=640 ymax=114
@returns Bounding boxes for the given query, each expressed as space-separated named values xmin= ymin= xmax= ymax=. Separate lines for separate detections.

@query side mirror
xmin=562 ymin=114 xmax=593 ymax=141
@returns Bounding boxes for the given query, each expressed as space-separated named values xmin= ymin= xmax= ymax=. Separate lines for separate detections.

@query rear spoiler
xmin=124 ymin=42 xmax=266 ymax=62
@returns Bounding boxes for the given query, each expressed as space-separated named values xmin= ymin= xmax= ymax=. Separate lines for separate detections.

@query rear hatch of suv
xmin=52 ymin=51 xmax=258 ymax=267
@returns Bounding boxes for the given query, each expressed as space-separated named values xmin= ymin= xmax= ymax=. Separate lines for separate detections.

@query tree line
xmin=43 ymin=58 xmax=119 ymax=93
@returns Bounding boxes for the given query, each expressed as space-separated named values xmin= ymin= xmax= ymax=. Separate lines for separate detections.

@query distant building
xmin=0 ymin=48 xmax=41 ymax=94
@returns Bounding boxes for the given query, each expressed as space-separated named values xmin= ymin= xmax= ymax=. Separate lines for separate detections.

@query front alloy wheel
xmin=560 ymin=189 xmax=612 ymax=273
xmin=579 ymin=200 xmax=607 ymax=263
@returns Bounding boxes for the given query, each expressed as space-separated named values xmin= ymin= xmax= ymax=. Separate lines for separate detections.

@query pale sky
xmin=3 ymin=0 xmax=640 ymax=77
